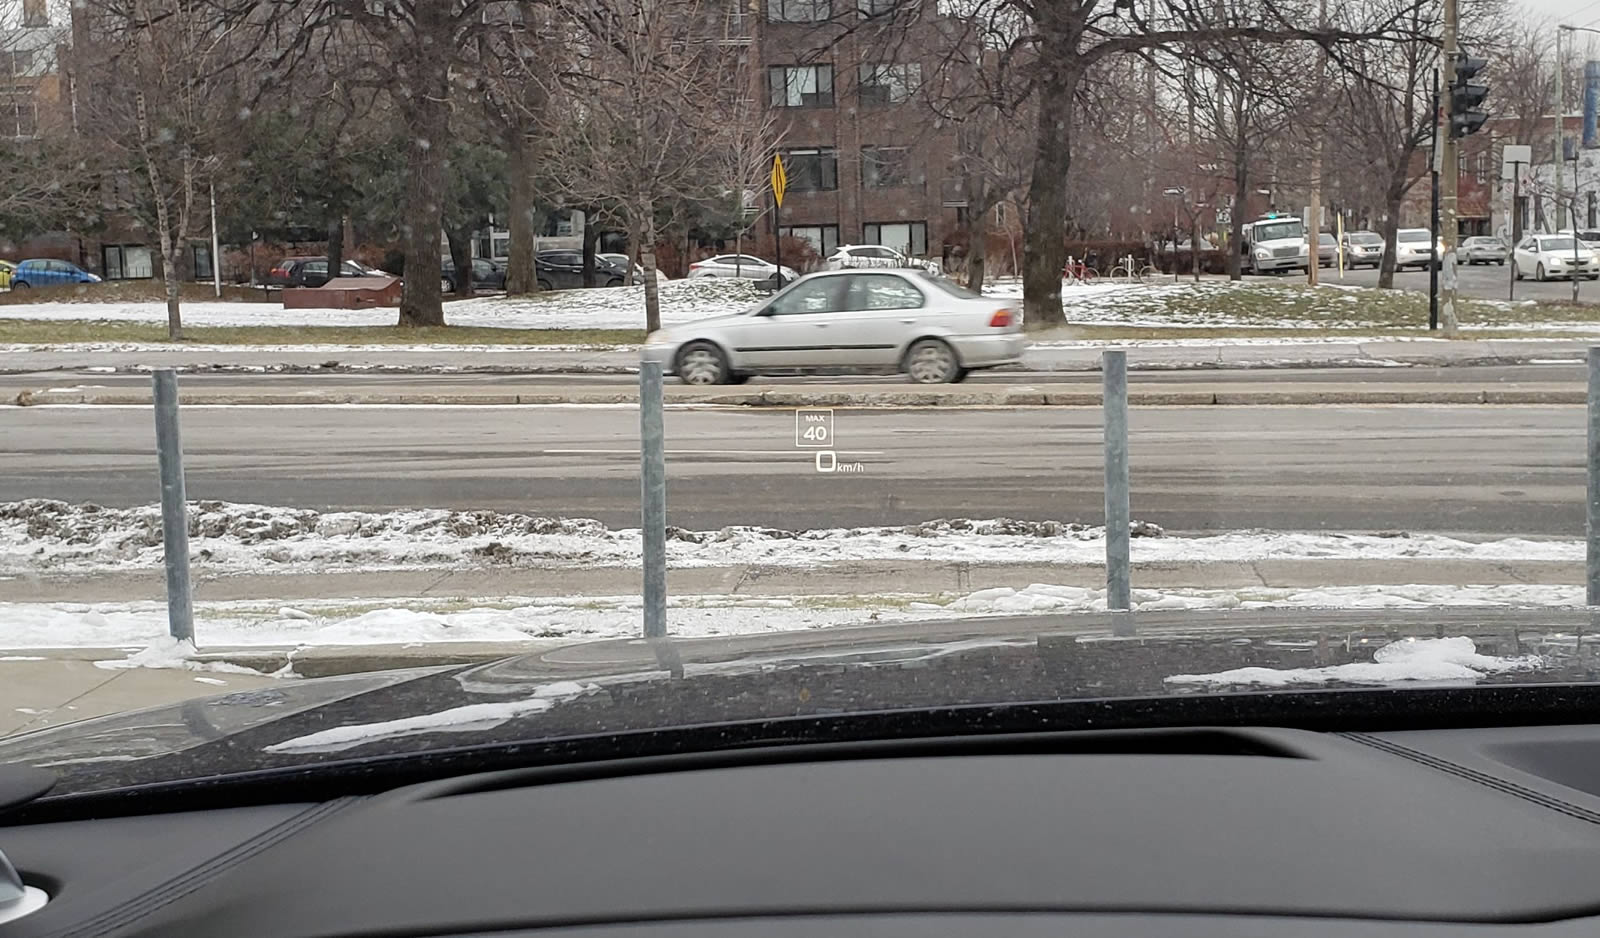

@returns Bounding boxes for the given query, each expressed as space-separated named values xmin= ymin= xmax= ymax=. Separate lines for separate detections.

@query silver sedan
xmin=642 ymin=269 xmax=1025 ymax=384
xmin=1459 ymin=237 xmax=1507 ymax=265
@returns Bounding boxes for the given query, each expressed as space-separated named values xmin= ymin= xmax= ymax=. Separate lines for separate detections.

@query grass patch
xmin=0 ymin=320 xmax=645 ymax=346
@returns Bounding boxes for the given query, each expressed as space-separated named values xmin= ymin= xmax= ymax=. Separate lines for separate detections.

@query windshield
xmin=4 ymin=0 xmax=1600 ymax=803
xmin=1251 ymin=221 xmax=1303 ymax=242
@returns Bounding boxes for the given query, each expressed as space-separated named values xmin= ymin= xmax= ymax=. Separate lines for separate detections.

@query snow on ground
xmin=2 ymin=582 xmax=1586 ymax=656
xmin=0 ymin=500 xmax=1581 ymax=575
xmin=1166 ymin=635 xmax=1545 ymax=687
xmin=0 ymin=278 xmax=764 ymax=331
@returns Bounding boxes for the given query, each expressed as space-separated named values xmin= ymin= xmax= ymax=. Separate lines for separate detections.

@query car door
xmin=302 ymin=261 xmax=330 ymax=287
xmin=541 ymin=253 xmax=582 ymax=289
xmin=835 ymin=273 xmax=929 ymax=367
xmin=730 ymin=276 xmax=849 ymax=369
xmin=1514 ymin=238 xmax=1534 ymax=273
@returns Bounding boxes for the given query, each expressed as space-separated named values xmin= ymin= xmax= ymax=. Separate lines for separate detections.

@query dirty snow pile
xmin=0 ymin=278 xmax=763 ymax=331
xmin=3 ymin=499 xmax=1583 ymax=575
xmin=1166 ymin=636 xmax=1546 ymax=688
xmin=0 ymin=583 xmax=1588 ymax=654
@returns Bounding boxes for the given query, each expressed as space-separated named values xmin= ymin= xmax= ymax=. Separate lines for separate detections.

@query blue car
xmin=9 ymin=258 xmax=102 ymax=288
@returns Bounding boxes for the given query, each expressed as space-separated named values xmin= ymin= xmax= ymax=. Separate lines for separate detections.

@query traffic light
xmin=1449 ymin=53 xmax=1489 ymax=138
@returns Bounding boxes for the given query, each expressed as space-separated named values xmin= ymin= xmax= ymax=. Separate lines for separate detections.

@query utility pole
xmin=1307 ymin=0 xmax=1328 ymax=286
xmin=1439 ymin=0 xmax=1460 ymax=334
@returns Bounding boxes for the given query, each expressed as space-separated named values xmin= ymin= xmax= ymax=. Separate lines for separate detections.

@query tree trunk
xmin=447 ymin=227 xmax=474 ymax=298
xmin=582 ymin=219 xmax=599 ymax=287
xmin=1021 ymin=69 xmax=1076 ymax=327
xmin=625 ymin=216 xmax=643 ymax=291
xmin=326 ymin=215 xmax=344 ymax=281
xmin=642 ymin=210 xmax=662 ymax=333
xmin=1377 ymin=164 xmax=1408 ymax=289
xmin=965 ymin=198 xmax=990 ymax=293
xmin=160 ymin=243 xmax=183 ymax=342
xmin=1227 ymin=87 xmax=1249 ymax=281
xmin=505 ymin=131 xmax=538 ymax=295
xmin=396 ymin=46 xmax=450 ymax=327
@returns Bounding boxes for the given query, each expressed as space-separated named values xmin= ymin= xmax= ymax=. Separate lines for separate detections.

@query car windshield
xmin=1252 ymin=222 xmax=1302 ymax=241
xmin=8 ymin=0 xmax=1600 ymax=807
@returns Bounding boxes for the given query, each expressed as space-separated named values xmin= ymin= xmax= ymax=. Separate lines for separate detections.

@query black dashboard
xmin=11 ymin=723 xmax=1600 ymax=936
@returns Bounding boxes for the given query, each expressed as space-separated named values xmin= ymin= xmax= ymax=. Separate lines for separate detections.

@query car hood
xmin=5 ymin=607 xmax=1597 ymax=801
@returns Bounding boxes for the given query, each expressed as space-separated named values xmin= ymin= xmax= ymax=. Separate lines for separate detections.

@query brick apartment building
xmin=755 ymin=0 xmax=962 ymax=263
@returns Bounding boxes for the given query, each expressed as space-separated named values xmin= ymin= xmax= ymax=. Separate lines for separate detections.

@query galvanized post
xmin=152 ymin=370 xmax=194 ymax=643
xmin=640 ymin=361 xmax=668 ymax=637
xmin=1588 ymin=348 xmax=1600 ymax=606
xmin=1103 ymin=350 xmax=1133 ymax=626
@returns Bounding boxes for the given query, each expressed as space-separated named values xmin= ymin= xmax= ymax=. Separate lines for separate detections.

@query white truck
xmin=1240 ymin=215 xmax=1310 ymax=275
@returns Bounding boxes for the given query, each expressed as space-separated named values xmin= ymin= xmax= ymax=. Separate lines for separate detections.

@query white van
xmin=1241 ymin=215 xmax=1309 ymax=275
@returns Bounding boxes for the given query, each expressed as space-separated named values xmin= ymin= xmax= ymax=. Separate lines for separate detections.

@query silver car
xmin=686 ymin=254 xmax=799 ymax=282
xmin=1458 ymin=237 xmax=1507 ymax=265
xmin=642 ymin=269 xmax=1024 ymax=385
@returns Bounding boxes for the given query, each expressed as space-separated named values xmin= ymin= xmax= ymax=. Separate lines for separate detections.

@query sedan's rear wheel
xmin=676 ymin=341 xmax=729 ymax=385
xmin=905 ymin=338 xmax=963 ymax=384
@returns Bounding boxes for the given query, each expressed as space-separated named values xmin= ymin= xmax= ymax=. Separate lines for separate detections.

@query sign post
xmin=1503 ymin=145 xmax=1532 ymax=301
xmin=770 ymin=154 xmax=787 ymax=282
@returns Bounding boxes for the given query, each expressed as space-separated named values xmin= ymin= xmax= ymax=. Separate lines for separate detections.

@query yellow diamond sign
xmin=771 ymin=154 xmax=787 ymax=208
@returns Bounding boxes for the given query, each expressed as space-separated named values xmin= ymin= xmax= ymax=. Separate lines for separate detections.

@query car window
xmin=1396 ymin=230 xmax=1429 ymax=242
xmin=473 ymin=259 xmax=495 ymax=275
xmin=768 ymin=276 xmax=844 ymax=315
xmin=923 ymin=275 xmax=982 ymax=300
xmin=735 ymin=255 xmax=766 ymax=266
xmin=305 ymin=261 xmax=327 ymax=274
xmin=845 ymin=273 xmax=924 ymax=310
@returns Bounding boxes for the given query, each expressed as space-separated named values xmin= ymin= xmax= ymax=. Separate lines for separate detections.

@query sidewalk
xmin=12 ymin=377 xmax=1589 ymax=407
xmin=2 ymin=337 xmax=1595 ymax=376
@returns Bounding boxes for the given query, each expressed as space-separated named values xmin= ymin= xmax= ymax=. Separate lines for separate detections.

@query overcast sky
xmin=1524 ymin=0 xmax=1600 ymax=29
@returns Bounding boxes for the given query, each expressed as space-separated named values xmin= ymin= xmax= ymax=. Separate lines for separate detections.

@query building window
xmin=782 ymin=148 xmax=838 ymax=191
xmin=1 ymin=86 xmax=36 ymax=137
xmin=192 ymin=244 xmax=214 ymax=281
xmin=858 ymin=0 xmax=898 ymax=15
xmin=859 ymin=63 xmax=920 ymax=105
xmin=864 ymin=221 xmax=927 ymax=257
xmin=7 ymin=51 xmax=35 ymax=77
xmin=101 ymin=245 xmax=155 ymax=280
xmin=768 ymin=65 xmax=833 ymax=107
xmin=766 ymin=0 xmax=830 ymax=22
xmin=862 ymin=146 xmax=914 ymax=188
xmin=779 ymin=224 xmax=840 ymax=256
xmin=22 ymin=0 xmax=48 ymax=27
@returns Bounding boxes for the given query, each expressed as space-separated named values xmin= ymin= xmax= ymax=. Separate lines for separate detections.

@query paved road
xmin=5 ymin=363 xmax=1589 ymax=390
xmin=2 ymin=401 xmax=1584 ymax=535
xmin=1306 ymin=262 xmax=1595 ymax=303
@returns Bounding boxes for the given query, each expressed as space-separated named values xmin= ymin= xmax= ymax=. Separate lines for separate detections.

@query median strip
xmin=11 ymin=383 xmax=1587 ymax=407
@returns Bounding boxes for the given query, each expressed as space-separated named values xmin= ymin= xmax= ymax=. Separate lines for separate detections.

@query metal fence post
xmin=1103 ymin=350 xmax=1133 ymax=629
xmin=152 ymin=370 xmax=194 ymax=643
xmin=640 ymin=362 xmax=668 ymax=638
xmin=1588 ymin=348 xmax=1600 ymax=606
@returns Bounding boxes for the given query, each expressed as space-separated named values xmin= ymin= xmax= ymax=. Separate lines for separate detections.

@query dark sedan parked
xmin=265 ymin=257 xmax=373 ymax=288
xmin=441 ymin=256 xmax=506 ymax=293
xmin=536 ymin=250 xmax=628 ymax=290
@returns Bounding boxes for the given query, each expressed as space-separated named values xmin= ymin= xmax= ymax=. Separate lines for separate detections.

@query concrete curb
xmin=13 ymin=385 xmax=1587 ymax=407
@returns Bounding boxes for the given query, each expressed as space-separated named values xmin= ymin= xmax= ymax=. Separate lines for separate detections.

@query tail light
xmin=689 ymin=262 xmax=703 ymax=270
xmin=989 ymin=309 xmax=1014 ymax=328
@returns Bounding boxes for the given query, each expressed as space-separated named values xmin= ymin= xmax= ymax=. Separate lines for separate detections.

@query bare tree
xmin=542 ymin=0 xmax=741 ymax=331
xmin=74 ymin=0 xmax=252 ymax=339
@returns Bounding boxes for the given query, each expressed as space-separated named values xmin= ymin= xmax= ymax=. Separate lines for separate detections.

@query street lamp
xmin=1163 ymin=187 xmax=1185 ymax=281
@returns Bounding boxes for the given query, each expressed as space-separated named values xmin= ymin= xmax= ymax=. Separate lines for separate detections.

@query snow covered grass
xmin=3 ymin=582 xmax=1587 ymax=655
xmin=0 ymin=277 xmax=762 ymax=335
xmin=0 ymin=499 xmax=1581 ymax=576
xmin=1166 ymin=635 xmax=1545 ymax=687
xmin=0 ymin=321 xmax=644 ymax=348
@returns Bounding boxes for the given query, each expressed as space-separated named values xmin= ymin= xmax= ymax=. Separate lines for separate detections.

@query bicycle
xmin=1062 ymin=260 xmax=1098 ymax=282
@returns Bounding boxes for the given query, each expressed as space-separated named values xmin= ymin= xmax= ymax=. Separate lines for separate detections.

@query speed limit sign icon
xmin=795 ymin=408 xmax=834 ymax=447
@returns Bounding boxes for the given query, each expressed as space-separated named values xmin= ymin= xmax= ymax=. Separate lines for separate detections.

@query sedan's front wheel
xmin=676 ymin=341 xmax=730 ymax=385
xmin=905 ymin=338 xmax=965 ymax=384
xmin=1537 ymin=263 xmax=1548 ymax=282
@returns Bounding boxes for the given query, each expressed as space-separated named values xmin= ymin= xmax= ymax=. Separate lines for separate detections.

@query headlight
xmin=1254 ymin=249 xmax=1270 ymax=259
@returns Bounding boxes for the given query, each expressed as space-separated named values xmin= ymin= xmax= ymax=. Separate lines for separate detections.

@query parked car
xmin=1341 ymin=231 xmax=1384 ymax=268
xmin=686 ymin=254 xmax=798 ymax=283
xmin=1316 ymin=232 xmax=1337 ymax=268
xmin=824 ymin=244 xmax=932 ymax=272
xmin=0 ymin=259 xmax=14 ymax=289
xmin=265 ymin=257 xmax=372 ymax=288
xmin=441 ymin=256 xmax=506 ymax=293
xmin=1393 ymin=229 xmax=1440 ymax=270
xmin=599 ymin=253 xmax=670 ymax=285
xmin=1459 ymin=236 xmax=1507 ymax=265
xmin=642 ymin=268 xmax=1023 ymax=385
xmin=7 ymin=258 xmax=101 ymax=288
xmin=1513 ymin=234 xmax=1600 ymax=281
xmin=536 ymin=250 xmax=629 ymax=290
